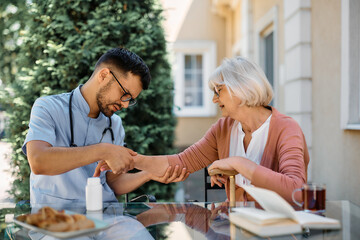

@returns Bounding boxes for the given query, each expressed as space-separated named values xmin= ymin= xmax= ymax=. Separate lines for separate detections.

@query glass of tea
xmin=292 ymin=183 xmax=326 ymax=213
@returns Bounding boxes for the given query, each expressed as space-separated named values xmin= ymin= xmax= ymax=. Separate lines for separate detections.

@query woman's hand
xmin=208 ymin=159 xmax=236 ymax=187
xmin=149 ymin=165 xmax=190 ymax=184
xmin=209 ymin=157 xmax=257 ymax=182
xmin=94 ymin=161 xmax=190 ymax=183
xmin=210 ymin=174 xmax=228 ymax=188
xmin=208 ymin=159 xmax=235 ymax=172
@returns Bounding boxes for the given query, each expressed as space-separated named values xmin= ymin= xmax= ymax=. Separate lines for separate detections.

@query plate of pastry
xmin=14 ymin=206 xmax=110 ymax=239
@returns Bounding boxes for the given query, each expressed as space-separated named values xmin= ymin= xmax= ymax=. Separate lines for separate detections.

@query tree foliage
xmin=0 ymin=0 xmax=29 ymax=86
xmin=0 ymin=0 xmax=176 ymax=202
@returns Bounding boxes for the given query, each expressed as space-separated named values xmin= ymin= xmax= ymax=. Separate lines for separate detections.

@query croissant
xmin=17 ymin=206 xmax=95 ymax=232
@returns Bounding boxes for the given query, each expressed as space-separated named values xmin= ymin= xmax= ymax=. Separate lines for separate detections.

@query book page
xmin=229 ymin=212 xmax=302 ymax=237
xmin=294 ymin=211 xmax=341 ymax=229
xmin=232 ymin=207 xmax=290 ymax=225
xmin=242 ymin=185 xmax=297 ymax=220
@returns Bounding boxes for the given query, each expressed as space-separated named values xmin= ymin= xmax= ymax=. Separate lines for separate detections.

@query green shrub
xmin=0 ymin=0 xmax=176 ymax=202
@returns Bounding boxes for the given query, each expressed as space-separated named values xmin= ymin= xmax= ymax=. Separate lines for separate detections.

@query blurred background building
xmin=161 ymin=0 xmax=360 ymax=206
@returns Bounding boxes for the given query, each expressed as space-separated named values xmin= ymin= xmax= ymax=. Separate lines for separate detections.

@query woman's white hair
xmin=208 ymin=56 xmax=273 ymax=107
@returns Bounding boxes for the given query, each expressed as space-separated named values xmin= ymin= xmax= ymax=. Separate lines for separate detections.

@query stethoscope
xmin=69 ymin=90 xmax=114 ymax=147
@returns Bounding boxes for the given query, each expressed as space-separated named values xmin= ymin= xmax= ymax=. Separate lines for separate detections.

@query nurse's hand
xmin=98 ymin=144 xmax=137 ymax=175
xmin=93 ymin=160 xmax=109 ymax=177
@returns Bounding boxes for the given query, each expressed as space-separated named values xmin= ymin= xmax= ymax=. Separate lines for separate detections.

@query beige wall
xmin=233 ymin=2 xmax=242 ymax=44
xmin=173 ymin=0 xmax=226 ymax=147
xmin=233 ymin=0 xmax=360 ymax=204
xmin=233 ymin=0 xmax=286 ymax=111
xmin=169 ymin=0 xmax=360 ymax=205
xmin=312 ymin=0 xmax=360 ymax=205
xmin=253 ymin=0 xmax=279 ymax=22
xmin=175 ymin=117 xmax=216 ymax=147
xmin=253 ymin=0 xmax=285 ymax=112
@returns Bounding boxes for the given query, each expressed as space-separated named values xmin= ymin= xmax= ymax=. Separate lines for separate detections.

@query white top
xmin=229 ymin=115 xmax=272 ymax=187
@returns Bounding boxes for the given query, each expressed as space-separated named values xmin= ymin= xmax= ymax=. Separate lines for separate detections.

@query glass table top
xmin=1 ymin=200 xmax=359 ymax=239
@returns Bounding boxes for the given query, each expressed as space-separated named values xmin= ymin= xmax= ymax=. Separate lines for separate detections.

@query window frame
xmin=254 ymin=6 xmax=279 ymax=108
xmin=171 ymin=40 xmax=217 ymax=117
xmin=261 ymin=29 xmax=275 ymax=87
xmin=183 ymin=54 xmax=204 ymax=107
xmin=341 ymin=0 xmax=360 ymax=129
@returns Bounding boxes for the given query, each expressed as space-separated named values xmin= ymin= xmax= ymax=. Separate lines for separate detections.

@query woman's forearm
xmin=209 ymin=157 xmax=257 ymax=180
xmin=229 ymin=157 xmax=257 ymax=180
xmin=134 ymin=154 xmax=170 ymax=177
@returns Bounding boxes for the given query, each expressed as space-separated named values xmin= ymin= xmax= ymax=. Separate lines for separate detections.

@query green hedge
xmin=0 ymin=0 xmax=177 ymax=202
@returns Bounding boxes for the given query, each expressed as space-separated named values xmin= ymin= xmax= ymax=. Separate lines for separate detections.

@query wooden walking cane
xmin=208 ymin=169 xmax=238 ymax=207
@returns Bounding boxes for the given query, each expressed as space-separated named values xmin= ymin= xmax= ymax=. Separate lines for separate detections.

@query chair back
xmin=204 ymin=168 xmax=225 ymax=202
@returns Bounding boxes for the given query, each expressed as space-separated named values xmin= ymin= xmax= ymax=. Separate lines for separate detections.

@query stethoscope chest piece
xmin=69 ymin=90 xmax=114 ymax=147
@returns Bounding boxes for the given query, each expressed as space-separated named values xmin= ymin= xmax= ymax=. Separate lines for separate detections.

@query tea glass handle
xmin=292 ymin=188 xmax=303 ymax=208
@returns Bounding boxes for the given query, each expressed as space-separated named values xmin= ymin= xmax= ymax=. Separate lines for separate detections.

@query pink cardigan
xmin=168 ymin=107 xmax=309 ymax=203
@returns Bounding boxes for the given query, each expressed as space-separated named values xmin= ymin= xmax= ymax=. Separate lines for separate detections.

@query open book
xmin=229 ymin=185 xmax=341 ymax=237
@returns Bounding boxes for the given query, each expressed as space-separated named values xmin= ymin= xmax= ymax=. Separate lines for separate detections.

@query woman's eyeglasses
xmin=213 ymin=86 xmax=223 ymax=98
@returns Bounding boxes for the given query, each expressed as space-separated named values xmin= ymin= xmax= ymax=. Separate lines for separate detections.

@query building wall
xmin=254 ymin=0 xmax=286 ymax=114
xmin=175 ymin=117 xmax=218 ymax=147
xmin=253 ymin=0 xmax=279 ymax=22
xmin=312 ymin=0 xmax=360 ymax=205
xmin=172 ymin=0 xmax=226 ymax=147
xmin=228 ymin=0 xmax=360 ymax=205
xmin=163 ymin=0 xmax=360 ymax=205
xmin=233 ymin=2 xmax=242 ymax=44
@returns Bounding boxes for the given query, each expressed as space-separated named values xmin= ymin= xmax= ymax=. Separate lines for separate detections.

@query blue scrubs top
xmin=22 ymin=85 xmax=125 ymax=205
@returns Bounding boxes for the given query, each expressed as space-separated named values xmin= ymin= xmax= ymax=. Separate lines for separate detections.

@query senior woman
xmin=95 ymin=56 xmax=309 ymax=203
xmin=205 ymin=57 xmax=309 ymax=203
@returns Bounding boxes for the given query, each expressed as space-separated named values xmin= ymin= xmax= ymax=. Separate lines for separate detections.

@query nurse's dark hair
xmin=95 ymin=47 xmax=151 ymax=90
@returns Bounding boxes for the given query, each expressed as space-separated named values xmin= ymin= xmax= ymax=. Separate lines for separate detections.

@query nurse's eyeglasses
xmin=110 ymin=71 xmax=137 ymax=107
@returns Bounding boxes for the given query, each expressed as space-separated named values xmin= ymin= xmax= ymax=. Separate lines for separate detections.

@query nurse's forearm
xmin=26 ymin=140 xmax=117 ymax=175
xmin=134 ymin=154 xmax=169 ymax=177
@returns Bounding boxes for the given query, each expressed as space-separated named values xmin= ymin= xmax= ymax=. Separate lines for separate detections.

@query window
xmin=341 ymin=0 xmax=360 ymax=129
xmin=171 ymin=41 xmax=217 ymax=117
xmin=263 ymin=31 xmax=274 ymax=87
xmin=261 ymin=30 xmax=274 ymax=106
xmin=255 ymin=6 xmax=278 ymax=107
xmin=184 ymin=55 xmax=203 ymax=107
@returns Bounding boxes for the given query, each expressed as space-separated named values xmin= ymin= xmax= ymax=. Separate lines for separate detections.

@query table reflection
xmin=7 ymin=202 xmax=231 ymax=240
xmin=7 ymin=201 xmax=358 ymax=239
xmin=26 ymin=202 xmax=153 ymax=240
xmin=135 ymin=202 xmax=230 ymax=240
